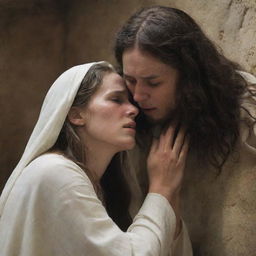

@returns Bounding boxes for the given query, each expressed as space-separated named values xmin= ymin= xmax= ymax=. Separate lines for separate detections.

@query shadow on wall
xmin=0 ymin=0 xmax=157 ymax=192
xmin=0 ymin=1 xmax=255 ymax=256
xmin=1 ymin=0 xmax=255 ymax=197
xmin=0 ymin=0 xmax=71 ymax=191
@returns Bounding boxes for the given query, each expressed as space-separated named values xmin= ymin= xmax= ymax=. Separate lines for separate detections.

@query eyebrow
xmin=123 ymin=73 xmax=159 ymax=80
xmin=107 ymin=89 xmax=128 ymax=96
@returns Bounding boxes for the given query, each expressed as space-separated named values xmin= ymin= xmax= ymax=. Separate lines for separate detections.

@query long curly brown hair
xmin=115 ymin=5 xmax=255 ymax=171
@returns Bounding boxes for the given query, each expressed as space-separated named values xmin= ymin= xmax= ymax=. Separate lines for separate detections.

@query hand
xmin=147 ymin=125 xmax=189 ymax=237
xmin=147 ymin=125 xmax=189 ymax=199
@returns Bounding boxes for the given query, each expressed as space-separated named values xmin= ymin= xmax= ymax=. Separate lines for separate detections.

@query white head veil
xmin=0 ymin=61 xmax=102 ymax=217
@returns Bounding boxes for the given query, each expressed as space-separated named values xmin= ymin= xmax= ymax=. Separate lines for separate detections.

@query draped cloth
xmin=0 ymin=61 xmax=183 ymax=256
xmin=0 ymin=62 xmax=98 ymax=217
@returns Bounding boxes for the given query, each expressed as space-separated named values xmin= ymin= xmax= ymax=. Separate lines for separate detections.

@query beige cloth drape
xmin=0 ymin=62 xmax=192 ymax=255
xmin=0 ymin=153 xmax=177 ymax=256
xmin=0 ymin=62 xmax=98 ymax=216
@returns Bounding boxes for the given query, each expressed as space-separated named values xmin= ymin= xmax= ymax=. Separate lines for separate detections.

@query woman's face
xmin=122 ymin=47 xmax=179 ymax=123
xmin=79 ymin=72 xmax=138 ymax=152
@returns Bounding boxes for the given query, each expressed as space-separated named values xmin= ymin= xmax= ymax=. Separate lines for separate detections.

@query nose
xmin=132 ymin=83 xmax=149 ymax=103
xmin=127 ymin=103 xmax=139 ymax=118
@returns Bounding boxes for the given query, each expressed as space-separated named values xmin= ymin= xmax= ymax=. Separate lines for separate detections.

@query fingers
xmin=147 ymin=124 xmax=189 ymax=205
xmin=149 ymin=125 xmax=174 ymax=154
xmin=149 ymin=137 xmax=159 ymax=154
xmin=179 ymin=136 xmax=189 ymax=163
xmin=159 ymin=125 xmax=175 ymax=152
xmin=172 ymin=127 xmax=186 ymax=157
xmin=149 ymin=124 xmax=189 ymax=161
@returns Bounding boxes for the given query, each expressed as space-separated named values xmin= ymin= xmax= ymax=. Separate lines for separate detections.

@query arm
xmin=147 ymin=126 xmax=189 ymax=238
xmin=48 ymin=172 xmax=176 ymax=256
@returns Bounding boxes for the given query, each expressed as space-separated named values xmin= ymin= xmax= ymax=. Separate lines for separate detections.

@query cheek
xmin=98 ymin=107 xmax=114 ymax=119
xmin=85 ymin=110 xmax=114 ymax=139
xmin=89 ymin=104 xmax=121 ymax=127
xmin=156 ymin=87 xmax=176 ymax=110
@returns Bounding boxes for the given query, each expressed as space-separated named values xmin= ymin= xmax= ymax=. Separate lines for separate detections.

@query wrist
xmin=148 ymin=185 xmax=177 ymax=204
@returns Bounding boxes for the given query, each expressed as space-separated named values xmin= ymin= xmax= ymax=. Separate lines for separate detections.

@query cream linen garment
xmin=0 ymin=62 xmax=180 ymax=256
xmin=0 ymin=62 xmax=99 ymax=216
xmin=0 ymin=153 xmax=177 ymax=256
xmin=125 ymin=71 xmax=256 ymax=256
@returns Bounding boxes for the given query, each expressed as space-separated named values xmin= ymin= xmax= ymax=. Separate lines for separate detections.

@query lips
xmin=123 ymin=121 xmax=136 ymax=129
xmin=139 ymin=104 xmax=156 ymax=110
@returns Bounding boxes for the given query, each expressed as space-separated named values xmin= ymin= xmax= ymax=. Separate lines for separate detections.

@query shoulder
xmin=236 ymin=71 xmax=256 ymax=150
xmin=22 ymin=153 xmax=93 ymax=192
xmin=236 ymin=71 xmax=256 ymax=121
xmin=237 ymin=70 xmax=256 ymax=85
xmin=28 ymin=153 xmax=81 ymax=171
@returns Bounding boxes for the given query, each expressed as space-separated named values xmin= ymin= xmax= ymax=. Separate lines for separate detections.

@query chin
xmin=119 ymin=140 xmax=136 ymax=151
xmin=126 ymin=143 xmax=135 ymax=150
xmin=146 ymin=115 xmax=163 ymax=124
xmin=125 ymin=141 xmax=136 ymax=150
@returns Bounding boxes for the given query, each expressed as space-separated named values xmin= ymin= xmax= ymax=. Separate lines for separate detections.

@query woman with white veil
xmin=0 ymin=61 xmax=190 ymax=256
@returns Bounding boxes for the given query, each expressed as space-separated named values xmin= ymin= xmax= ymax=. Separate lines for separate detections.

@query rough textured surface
xmin=0 ymin=0 xmax=69 ymax=191
xmin=182 ymin=135 xmax=256 ymax=255
xmin=0 ymin=0 xmax=255 ymax=255
xmin=171 ymin=0 xmax=256 ymax=74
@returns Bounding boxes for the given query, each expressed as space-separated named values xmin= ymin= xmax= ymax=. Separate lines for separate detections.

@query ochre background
xmin=0 ymin=0 xmax=255 ymax=254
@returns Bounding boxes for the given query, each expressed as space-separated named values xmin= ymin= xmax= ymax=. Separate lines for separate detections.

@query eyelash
xmin=111 ymin=97 xmax=123 ymax=104
xmin=148 ymin=81 xmax=161 ymax=87
xmin=125 ymin=79 xmax=161 ymax=87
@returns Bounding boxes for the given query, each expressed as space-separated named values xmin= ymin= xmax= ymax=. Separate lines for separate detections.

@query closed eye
xmin=110 ymin=95 xmax=128 ymax=104
xmin=110 ymin=97 xmax=123 ymax=104
xmin=107 ymin=89 xmax=128 ymax=104
xmin=147 ymin=81 xmax=161 ymax=87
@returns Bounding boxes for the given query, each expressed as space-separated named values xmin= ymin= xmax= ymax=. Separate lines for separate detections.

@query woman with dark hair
xmin=115 ymin=5 xmax=256 ymax=256
xmin=0 ymin=61 xmax=190 ymax=255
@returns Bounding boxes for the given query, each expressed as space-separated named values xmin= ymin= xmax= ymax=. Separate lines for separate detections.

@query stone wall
xmin=0 ymin=0 xmax=255 ymax=255
xmin=172 ymin=0 xmax=256 ymax=74
xmin=0 ymin=0 xmax=69 ymax=190
xmin=65 ymin=0 xmax=256 ymax=73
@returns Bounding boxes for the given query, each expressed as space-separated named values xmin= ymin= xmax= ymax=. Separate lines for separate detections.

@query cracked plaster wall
xmin=0 ymin=1 xmax=255 ymax=255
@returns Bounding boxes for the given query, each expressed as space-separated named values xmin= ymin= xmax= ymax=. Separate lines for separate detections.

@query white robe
xmin=0 ymin=62 xmax=193 ymax=256
xmin=0 ymin=153 xmax=179 ymax=256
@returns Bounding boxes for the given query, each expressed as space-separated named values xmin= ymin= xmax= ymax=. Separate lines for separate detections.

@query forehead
xmin=96 ymin=72 xmax=126 ymax=94
xmin=122 ymin=48 xmax=172 ymax=77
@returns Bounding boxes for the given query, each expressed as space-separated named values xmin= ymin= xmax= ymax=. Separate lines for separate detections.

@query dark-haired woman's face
xmin=122 ymin=47 xmax=179 ymax=123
